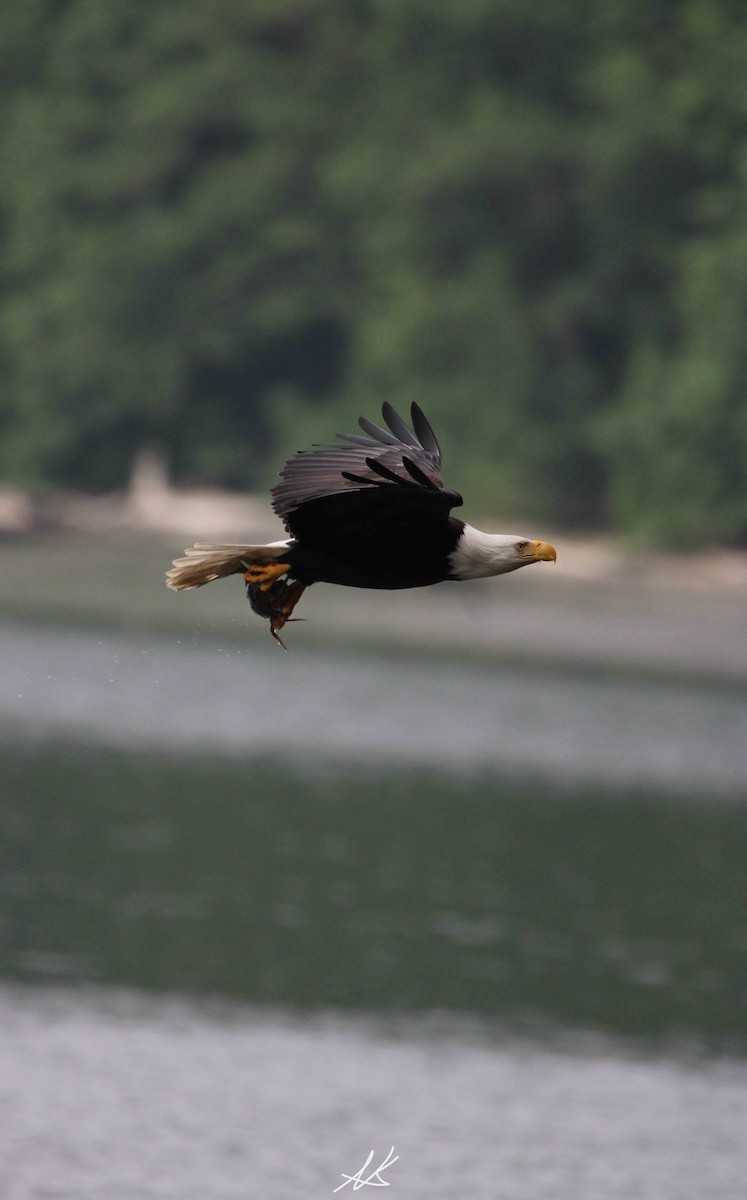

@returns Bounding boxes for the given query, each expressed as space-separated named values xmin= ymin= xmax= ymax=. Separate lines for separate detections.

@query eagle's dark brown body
xmin=278 ymin=515 xmax=467 ymax=591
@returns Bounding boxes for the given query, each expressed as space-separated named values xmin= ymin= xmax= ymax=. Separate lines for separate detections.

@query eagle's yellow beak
xmin=519 ymin=540 xmax=557 ymax=564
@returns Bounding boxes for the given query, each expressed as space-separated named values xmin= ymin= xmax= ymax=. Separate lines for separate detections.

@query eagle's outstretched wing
xmin=271 ymin=402 xmax=463 ymax=541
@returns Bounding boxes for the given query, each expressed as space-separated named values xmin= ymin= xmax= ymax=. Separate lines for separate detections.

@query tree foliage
xmin=0 ymin=0 xmax=745 ymax=543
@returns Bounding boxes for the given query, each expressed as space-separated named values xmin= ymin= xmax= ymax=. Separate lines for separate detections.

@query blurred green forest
xmin=1 ymin=0 xmax=746 ymax=544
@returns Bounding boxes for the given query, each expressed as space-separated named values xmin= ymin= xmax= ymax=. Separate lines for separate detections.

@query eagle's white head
xmin=449 ymin=523 xmax=557 ymax=580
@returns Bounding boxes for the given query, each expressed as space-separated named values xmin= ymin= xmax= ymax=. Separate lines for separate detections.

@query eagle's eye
xmin=516 ymin=540 xmax=529 ymax=552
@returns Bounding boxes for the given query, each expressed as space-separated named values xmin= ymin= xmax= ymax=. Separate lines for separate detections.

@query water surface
xmin=2 ymin=621 xmax=746 ymax=796
xmin=2 ymin=746 xmax=745 ymax=1039
xmin=2 ymin=618 xmax=746 ymax=1198
xmin=1 ymin=984 xmax=745 ymax=1200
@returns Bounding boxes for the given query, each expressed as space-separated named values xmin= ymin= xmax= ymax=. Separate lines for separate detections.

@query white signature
xmin=333 ymin=1147 xmax=399 ymax=1192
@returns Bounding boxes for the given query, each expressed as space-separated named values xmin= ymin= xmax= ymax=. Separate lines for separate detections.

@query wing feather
xmin=356 ymin=416 xmax=403 ymax=446
xmin=271 ymin=403 xmax=461 ymax=538
xmin=382 ymin=401 xmax=420 ymax=447
xmin=402 ymin=455 xmax=439 ymax=490
xmin=410 ymin=402 xmax=441 ymax=459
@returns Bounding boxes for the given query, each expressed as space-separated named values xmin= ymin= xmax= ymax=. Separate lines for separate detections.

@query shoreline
xmin=3 ymin=474 xmax=747 ymax=598
xmin=1 ymin=480 xmax=746 ymax=689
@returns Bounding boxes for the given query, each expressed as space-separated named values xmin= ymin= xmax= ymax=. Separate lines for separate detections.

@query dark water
xmin=1 ymin=745 xmax=745 ymax=1041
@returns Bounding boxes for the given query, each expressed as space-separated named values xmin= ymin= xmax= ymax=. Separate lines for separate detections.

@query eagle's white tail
xmin=165 ymin=541 xmax=292 ymax=590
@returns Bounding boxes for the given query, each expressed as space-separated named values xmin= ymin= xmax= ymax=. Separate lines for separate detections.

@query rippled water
xmin=2 ymin=743 xmax=746 ymax=1038
xmin=2 ymin=621 xmax=747 ymax=795
xmin=1 ymin=985 xmax=746 ymax=1200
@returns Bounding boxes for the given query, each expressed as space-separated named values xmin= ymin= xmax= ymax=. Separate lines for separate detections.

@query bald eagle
xmin=166 ymin=403 xmax=556 ymax=647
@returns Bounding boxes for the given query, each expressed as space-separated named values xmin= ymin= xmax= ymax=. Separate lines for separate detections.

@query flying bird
xmin=166 ymin=403 xmax=556 ymax=647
